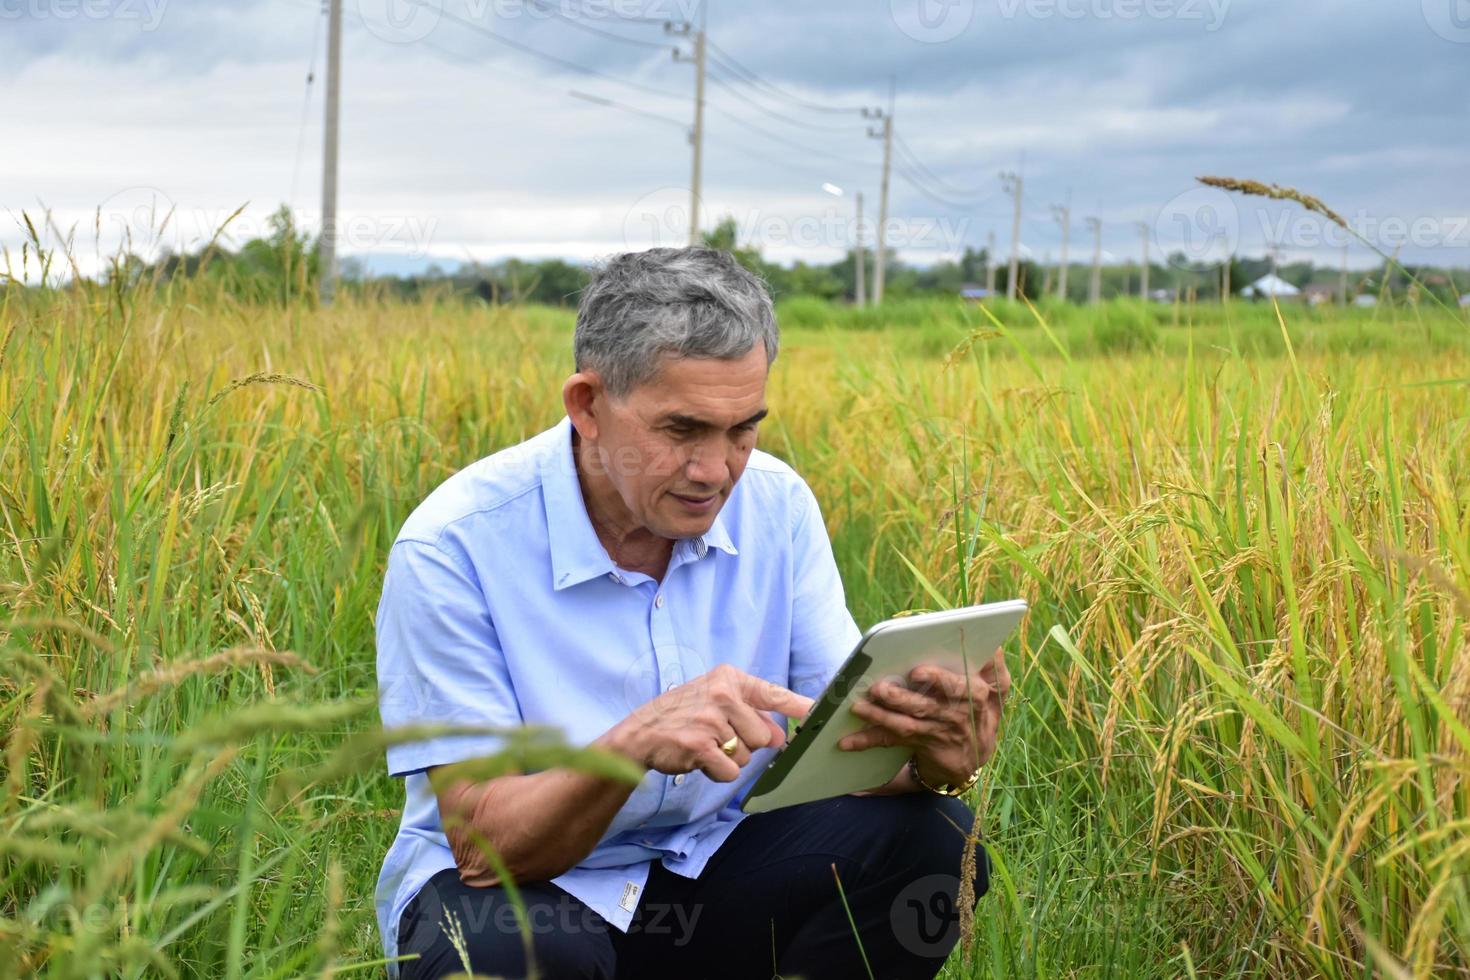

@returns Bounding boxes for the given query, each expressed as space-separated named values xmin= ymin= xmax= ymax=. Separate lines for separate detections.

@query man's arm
xmin=435 ymin=666 xmax=812 ymax=885
xmin=431 ymin=726 xmax=643 ymax=886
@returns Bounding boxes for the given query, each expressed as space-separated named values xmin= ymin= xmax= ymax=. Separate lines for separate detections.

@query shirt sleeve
xmin=376 ymin=537 xmax=523 ymax=777
xmin=786 ymin=478 xmax=863 ymax=702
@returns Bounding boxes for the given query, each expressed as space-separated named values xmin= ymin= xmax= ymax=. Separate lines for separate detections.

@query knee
xmin=893 ymin=794 xmax=989 ymax=903
xmin=399 ymin=875 xmax=614 ymax=980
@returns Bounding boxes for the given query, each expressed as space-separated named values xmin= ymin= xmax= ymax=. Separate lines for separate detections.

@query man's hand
xmin=600 ymin=664 xmax=814 ymax=783
xmin=836 ymin=646 xmax=1011 ymax=787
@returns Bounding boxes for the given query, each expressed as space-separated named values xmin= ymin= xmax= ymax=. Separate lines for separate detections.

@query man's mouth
xmin=670 ymin=492 xmax=718 ymax=512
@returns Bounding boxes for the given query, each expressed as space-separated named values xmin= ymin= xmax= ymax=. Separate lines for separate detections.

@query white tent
xmin=1241 ymin=274 xmax=1301 ymax=298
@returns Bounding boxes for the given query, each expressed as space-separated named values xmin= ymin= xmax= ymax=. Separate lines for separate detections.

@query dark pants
xmin=397 ymin=792 xmax=989 ymax=980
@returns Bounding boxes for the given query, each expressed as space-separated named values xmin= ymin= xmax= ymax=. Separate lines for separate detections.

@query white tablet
xmin=740 ymin=599 xmax=1028 ymax=814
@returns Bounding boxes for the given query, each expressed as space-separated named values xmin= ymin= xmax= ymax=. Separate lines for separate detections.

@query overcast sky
xmin=4 ymin=0 xmax=1467 ymax=280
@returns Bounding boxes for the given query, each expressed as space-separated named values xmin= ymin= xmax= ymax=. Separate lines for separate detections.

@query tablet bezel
xmin=740 ymin=599 xmax=1028 ymax=812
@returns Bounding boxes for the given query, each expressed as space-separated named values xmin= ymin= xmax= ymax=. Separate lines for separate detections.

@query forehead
xmin=624 ymin=349 xmax=768 ymax=423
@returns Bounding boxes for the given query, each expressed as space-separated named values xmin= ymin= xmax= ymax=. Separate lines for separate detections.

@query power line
xmin=705 ymin=102 xmax=877 ymax=170
xmin=892 ymin=165 xmax=1004 ymax=214
xmin=288 ymin=1 xmax=325 ymax=212
xmin=704 ymin=39 xmax=871 ymax=115
xmin=567 ymin=89 xmax=687 ymax=130
xmin=705 ymin=67 xmax=868 ymax=133
xmin=893 ymin=131 xmax=989 ymax=199
xmin=521 ymin=0 xmax=675 ymax=51
xmin=419 ymin=0 xmax=683 ymax=102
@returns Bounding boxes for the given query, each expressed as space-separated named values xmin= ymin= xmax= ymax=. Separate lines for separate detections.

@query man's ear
xmin=562 ymin=370 xmax=603 ymax=440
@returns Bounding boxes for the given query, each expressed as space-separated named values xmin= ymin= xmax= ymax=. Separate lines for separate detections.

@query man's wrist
xmin=593 ymin=721 xmax=648 ymax=772
xmin=908 ymin=755 xmax=981 ymax=796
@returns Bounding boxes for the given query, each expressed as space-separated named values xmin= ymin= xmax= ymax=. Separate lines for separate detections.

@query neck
xmin=573 ymin=429 xmax=673 ymax=575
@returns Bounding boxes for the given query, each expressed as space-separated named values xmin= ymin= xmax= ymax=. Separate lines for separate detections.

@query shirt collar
xmin=540 ymin=416 xmax=737 ymax=591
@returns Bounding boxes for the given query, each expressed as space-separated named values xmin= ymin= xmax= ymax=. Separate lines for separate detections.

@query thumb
xmin=763 ymin=713 xmax=789 ymax=750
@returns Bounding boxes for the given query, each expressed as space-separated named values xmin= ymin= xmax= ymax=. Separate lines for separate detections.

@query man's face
xmin=591 ymin=345 xmax=768 ymax=540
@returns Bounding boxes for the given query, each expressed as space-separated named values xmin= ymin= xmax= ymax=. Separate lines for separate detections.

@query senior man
xmin=375 ymin=247 xmax=1008 ymax=980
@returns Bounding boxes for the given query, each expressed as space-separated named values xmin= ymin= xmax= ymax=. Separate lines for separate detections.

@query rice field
xmin=2 ymin=272 xmax=1468 ymax=978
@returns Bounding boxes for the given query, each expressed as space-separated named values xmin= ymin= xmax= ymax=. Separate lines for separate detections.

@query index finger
xmin=740 ymin=674 xmax=815 ymax=720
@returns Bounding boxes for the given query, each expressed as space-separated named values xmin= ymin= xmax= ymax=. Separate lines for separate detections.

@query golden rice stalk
xmin=171 ymin=698 xmax=372 ymax=752
xmin=85 ymin=647 xmax=315 ymax=718
xmin=957 ymin=805 xmax=982 ymax=954
xmin=205 ymin=371 xmax=322 ymax=408
xmin=317 ymin=860 xmax=344 ymax=978
xmin=1197 ymin=175 xmax=1350 ymax=231
xmin=4 ymin=680 xmax=48 ymax=806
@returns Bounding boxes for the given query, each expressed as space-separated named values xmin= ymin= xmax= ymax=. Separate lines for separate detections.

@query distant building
xmin=1460 ymin=293 xmax=1470 ymax=308
xmin=1148 ymin=288 xmax=1173 ymax=304
xmin=959 ymin=285 xmax=994 ymax=302
xmin=1354 ymin=294 xmax=1379 ymax=308
xmin=1302 ymin=283 xmax=1338 ymax=306
xmin=1241 ymin=274 xmax=1301 ymax=299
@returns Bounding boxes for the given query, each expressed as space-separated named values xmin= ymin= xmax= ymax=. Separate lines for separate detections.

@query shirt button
xmin=673 ymin=773 xmax=686 ymax=786
xmin=664 ymin=682 xmax=678 ymax=693
xmin=654 ymin=593 xmax=665 ymax=608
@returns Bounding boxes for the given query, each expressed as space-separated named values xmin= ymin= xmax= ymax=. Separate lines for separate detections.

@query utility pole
xmin=1051 ymin=200 xmax=1071 ymax=302
xmin=1001 ymin=171 xmax=1023 ymax=300
xmin=670 ymin=6 xmax=706 ymax=245
xmin=985 ymin=230 xmax=997 ymax=297
xmin=1136 ymin=222 xmax=1150 ymax=300
xmin=1086 ymin=217 xmax=1102 ymax=304
xmin=318 ymin=0 xmax=343 ymax=306
xmin=864 ymin=81 xmax=894 ymax=304
xmin=1339 ymin=242 xmax=1349 ymax=305
xmin=854 ymin=191 xmax=866 ymax=307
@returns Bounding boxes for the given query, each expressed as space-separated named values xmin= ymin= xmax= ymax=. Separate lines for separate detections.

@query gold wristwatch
xmin=907 ymin=756 xmax=981 ymax=796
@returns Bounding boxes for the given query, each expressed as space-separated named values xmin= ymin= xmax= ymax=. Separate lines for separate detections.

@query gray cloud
xmin=3 ymin=0 xmax=1466 ymax=276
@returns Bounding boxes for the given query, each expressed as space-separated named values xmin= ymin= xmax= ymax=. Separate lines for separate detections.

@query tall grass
xmin=1 ymin=268 xmax=1467 ymax=977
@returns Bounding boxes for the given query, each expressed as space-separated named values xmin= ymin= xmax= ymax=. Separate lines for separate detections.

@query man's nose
xmin=686 ymin=441 xmax=731 ymax=487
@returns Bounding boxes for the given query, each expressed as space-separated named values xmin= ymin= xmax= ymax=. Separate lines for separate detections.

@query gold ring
xmin=720 ymin=735 xmax=740 ymax=756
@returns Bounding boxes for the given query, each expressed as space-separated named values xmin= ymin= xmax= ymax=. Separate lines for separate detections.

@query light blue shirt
xmin=374 ymin=416 xmax=862 ymax=969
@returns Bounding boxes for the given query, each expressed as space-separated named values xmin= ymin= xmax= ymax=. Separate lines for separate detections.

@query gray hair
xmin=573 ymin=247 xmax=779 ymax=398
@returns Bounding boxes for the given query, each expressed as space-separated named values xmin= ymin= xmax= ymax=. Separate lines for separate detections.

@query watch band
xmin=907 ymin=756 xmax=981 ymax=796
